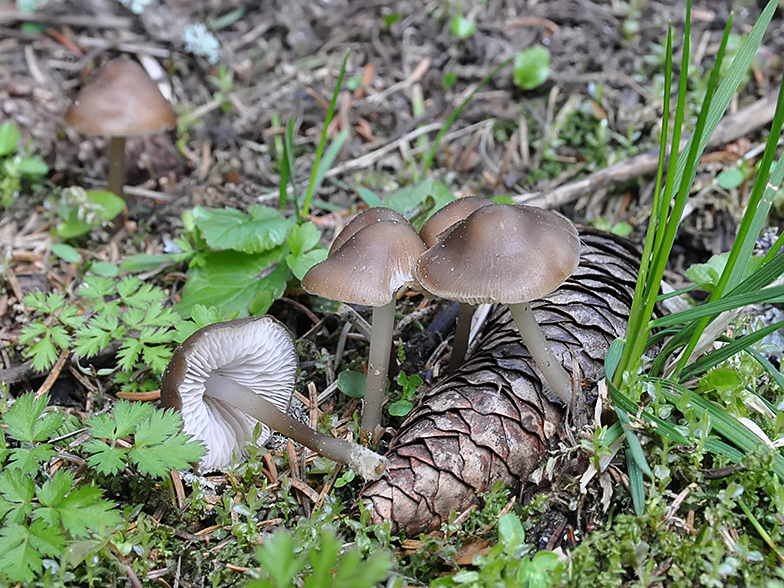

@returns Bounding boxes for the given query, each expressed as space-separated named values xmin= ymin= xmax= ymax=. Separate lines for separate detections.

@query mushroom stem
xmin=360 ymin=299 xmax=396 ymax=441
xmin=447 ymin=303 xmax=475 ymax=375
xmin=508 ymin=302 xmax=573 ymax=405
xmin=205 ymin=374 xmax=388 ymax=480
xmin=107 ymin=136 xmax=126 ymax=199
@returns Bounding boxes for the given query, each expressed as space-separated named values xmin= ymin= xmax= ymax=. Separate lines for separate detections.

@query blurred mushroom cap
xmin=65 ymin=58 xmax=176 ymax=136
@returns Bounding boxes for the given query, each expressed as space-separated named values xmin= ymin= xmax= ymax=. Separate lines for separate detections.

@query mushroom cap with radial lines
xmin=302 ymin=220 xmax=426 ymax=307
xmin=160 ymin=316 xmax=297 ymax=472
xmin=65 ymin=58 xmax=176 ymax=137
xmin=329 ymin=207 xmax=407 ymax=255
xmin=415 ymin=203 xmax=580 ymax=305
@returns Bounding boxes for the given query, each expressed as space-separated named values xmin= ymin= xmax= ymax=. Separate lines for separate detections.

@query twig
xmin=0 ymin=11 xmax=132 ymax=28
xmin=35 ymin=348 xmax=68 ymax=399
xmin=514 ymin=92 xmax=780 ymax=209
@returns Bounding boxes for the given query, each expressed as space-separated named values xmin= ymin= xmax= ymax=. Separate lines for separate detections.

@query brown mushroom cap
xmin=65 ymin=58 xmax=176 ymax=136
xmin=161 ymin=316 xmax=297 ymax=472
xmin=329 ymin=207 xmax=407 ymax=255
xmin=415 ymin=204 xmax=580 ymax=305
xmin=302 ymin=220 xmax=426 ymax=307
xmin=419 ymin=196 xmax=493 ymax=248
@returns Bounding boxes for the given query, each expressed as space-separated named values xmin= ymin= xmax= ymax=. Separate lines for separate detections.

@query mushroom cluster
xmin=301 ymin=200 xmax=580 ymax=443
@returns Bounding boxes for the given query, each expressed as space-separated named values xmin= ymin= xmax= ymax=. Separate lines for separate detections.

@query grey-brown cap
xmin=66 ymin=58 xmax=176 ymax=137
xmin=161 ymin=316 xmax=297 ymax=471
xmin=302 ymin=220 xmax=426 ymax=307
xmin=415 ymin=204 xmax=580 ymax=305
xmin=419 ymin=196 xmax=492 ymax=248
xmin=329 ymin=207 xmax=407 ymax=255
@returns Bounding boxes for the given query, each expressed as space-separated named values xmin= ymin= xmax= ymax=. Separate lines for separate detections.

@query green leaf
xmin=17 ymin=158 xmax=48 ymax=177
xmin=0 ymin=521 xmax=64 ymax=583
xmin=383 ymin=178 xmax=454 ymax=225
xmin=387 ymin=400 xmax=413 ymax=417
xmin=0 ymin=469 xmax=36 ymax=523
xmin=357 ymin=188 xmax=382 ymax=208
xmin=78 ymin=276 xmax=116 ymax=299
xmin=120 ymin=253 xmax=173 ymax=272
xmin=179 ymin=247 xmax=289 ymax=316
xmin=287 ymin=222 xmax=322 ymax=256
xmin=286 ymin=248 xmax=328 ymax=280
xmin=83 ymin=440 xmax=129 ymax=476
xmin=513 ymin=46 xmax=550 ymax=90
xmin=193 ymin=205 xmax=294 ymax=253
xmin=450 ymin=15 xmax=476 ymax=39
xmin=255 ymin=531 xmax=306 ymax=587
xmin=701 ymin=367 xmax=744 ymax=391
xmin=0 ymin=121 xmax=21 ymax=156
xmin=337 ymin=370 xmax=366 ymax=398
xmin=109 ymin=400 xmax=154 ymax=438
xmin=7 ymin=445 xmax=55 ymax=474
xmin=89 ymin=261 xmax=119 ymax=277
xmin=498 ymin=512 xmax=525 ymax=550
xmin=35 ymin=471 xmax=120 ymax=536
xmin=50 ymin=243 xmax=81 ymax=263
xmin=85 ymin=190 xmax=125 ymax=219
xmin=716 ymin=167 xmax=746 ymax=189
xmin=4 ymin=393 xmax=64 ymax=443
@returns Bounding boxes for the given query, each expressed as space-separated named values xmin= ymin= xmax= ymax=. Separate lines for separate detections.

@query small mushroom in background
xmin=302 ymin=212 xmax=426 ymax=442
xmin=161 ymin=316 xmax=387 ymax=480
xmin=418 ymin=196 xmax=493 ymax=374
xmin=65 ymin=58 xmax=176 ymax=199
xmin=415 ymin=203 xmax=581 ymax=405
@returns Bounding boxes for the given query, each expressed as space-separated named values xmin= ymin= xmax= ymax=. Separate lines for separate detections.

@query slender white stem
xmin=205 ymin=374 xmax=387 ymax=480
xmin=360 ymin=299 xmax=396 ymax=439
xmin=508 ymin=302 xmax=573 ymax=405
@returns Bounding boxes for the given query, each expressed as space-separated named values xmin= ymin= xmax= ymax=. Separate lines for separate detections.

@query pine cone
xmin=360 ymin=229 xmax=642 ymax=534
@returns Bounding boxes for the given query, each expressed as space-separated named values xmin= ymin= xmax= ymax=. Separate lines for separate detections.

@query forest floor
xmin=1 ymin=0 xmax=784 ymax=586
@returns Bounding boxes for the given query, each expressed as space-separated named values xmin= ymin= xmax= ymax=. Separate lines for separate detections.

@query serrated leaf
xmin=287 ymin=222 xmax=322 ymax=256
xmin=7 ymin=445 xmax=55 ymax=475
xmin=48 ymin=325 xmax=70 ymax=349
xmin=17 ymin=321 xmax=48 ymax=345
xmin=0 ymin=470 xmax=35 ymax=523
xmin=193 ymin=205 xmax=294 ymax=253
xmin=0 ymin=523 xmax=48 ymax=583
xmin=134 ymin=410 xmax=179 ymax=447
xmin=111 ymin=400 xmax=154 ymax=438
xmin=35 ymin=471 xmax=119 ymax=536
xmin=78 ymin=276 xmax=116 ymax=300
xmin=142 ymin=345 xmax=173 ymax=374
xmin=83 ymin=440 xmax=128 ymax=476
xmin=25 ymin=336 xmax=59 ymax=371
xmin=179 ymin=247 xmax=289 ymax=316
xmin=116 ymin=276 xmax=143 ymax=301
xmin=4 ymin=394 xmax=64 ymax=443
xmin=117 ymin=339 xmax=143 ymax=372
xmin=58 ymin=305 xmax=86 ymax=330
xmin=84 ymin=413 xmax=117 ymax=439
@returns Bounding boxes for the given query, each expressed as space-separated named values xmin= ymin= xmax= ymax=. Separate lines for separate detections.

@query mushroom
xmin=329 ymin=207 xmax=408 ymax=254
xmin=415 ymin=203 xmax=580 ymax=404
xmin=418 ymin=196 xmax=493 ymax=373
xmin=161 ymin=316 xmax=387 ymax=480
xmin=65 ymin=58 xmax=176 ymax=199
xmin=302 ymin=217 xmax=426 ymax=440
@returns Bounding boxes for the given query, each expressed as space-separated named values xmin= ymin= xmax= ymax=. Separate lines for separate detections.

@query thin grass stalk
xmin=302 ymin=51 xmax=349 ymax=219
xmin=677 ymin=74 xmax=784 ymax=372
xmin=613 ymin=27 xmax=674 ymax=383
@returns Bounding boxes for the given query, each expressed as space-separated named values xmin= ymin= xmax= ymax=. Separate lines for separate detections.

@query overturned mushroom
xmin=302 ymin=216 xmax=426 ymax=440
xmin=161 ymin=316 xmax=387 ymax=480
xmin=415 ymin=204 xmax=580 ymax=404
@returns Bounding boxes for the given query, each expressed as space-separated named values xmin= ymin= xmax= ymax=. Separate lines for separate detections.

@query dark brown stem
xmin=447 ymin=303 xmax=475 ymax=375
xmin=107 ymin=135 xmax=126 ymax=198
